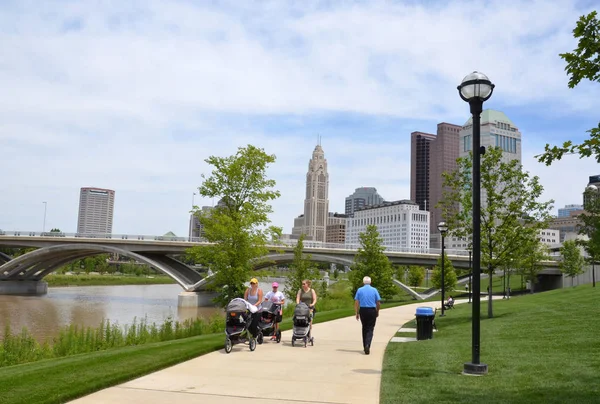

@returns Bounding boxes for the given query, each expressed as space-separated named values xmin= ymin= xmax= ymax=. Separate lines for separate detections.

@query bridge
xmin=0 ymin=231 xmax=560 ymax=305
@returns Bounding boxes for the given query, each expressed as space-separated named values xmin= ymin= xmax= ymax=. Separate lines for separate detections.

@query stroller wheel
xmin=225 ymin=337 xmax=232 ymax=354
xmin=304 ymin=337 xmax=307 ymax=348
xmin=249 ymin=338 xmax=256 ymax=352
xmin=291 ymin=339 xmax=295 ymax=347
xmin=257 ymin=333 xmax=263 ymax=345
xmin=276 ymin=330 xmax=281 ymax=343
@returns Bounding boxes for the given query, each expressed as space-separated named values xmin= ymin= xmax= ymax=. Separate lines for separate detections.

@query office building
xmin=345 ymin=200 xmax=430 ymax=250
xmin=410 ymin=131 xmax=436 ymax=212
xmin=291 ymin=214 xmax=306 ymax=239
xmin=326 ymin=212 xmax=348 ymax=244
xmin=558 ymin=204 xmax=584 ymax=218
xmin=345 ymin=187 xmax=385 ymax=216
xmin=302 ymin=144 xmax=329 ymax=242
xmin=77 ymin=187 xmax=115 ymax=235
xmin=459 ymin=109 xmax=522 ymax=164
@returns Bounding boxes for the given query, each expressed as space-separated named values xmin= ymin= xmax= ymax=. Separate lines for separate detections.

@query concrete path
xmin=69 ymin=301 xmax=450 ymax=404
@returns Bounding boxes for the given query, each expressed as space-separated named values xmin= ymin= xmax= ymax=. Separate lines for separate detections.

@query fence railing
xmin=0 ymin=230 xmax=477 ymax=257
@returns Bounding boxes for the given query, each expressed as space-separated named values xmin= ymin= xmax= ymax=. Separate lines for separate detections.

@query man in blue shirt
xmin=354 ymin=276 xmax=381 ymax=355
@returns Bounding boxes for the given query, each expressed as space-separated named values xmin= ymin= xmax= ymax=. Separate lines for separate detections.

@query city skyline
xmin=1 ymin=1 xmax=599 ymax=236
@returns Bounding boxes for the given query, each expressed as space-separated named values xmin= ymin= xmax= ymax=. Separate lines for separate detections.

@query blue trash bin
xmin=415 ymin=307 xmax=435 ymax=340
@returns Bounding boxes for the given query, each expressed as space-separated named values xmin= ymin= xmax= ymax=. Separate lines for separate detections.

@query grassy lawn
xmin=380 ymin=285 xmax=600 ymax=404
xmin=45 ymin=274 xmax=176 ymax=287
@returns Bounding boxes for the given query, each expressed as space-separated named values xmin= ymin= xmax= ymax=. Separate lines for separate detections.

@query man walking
xmin=354 ymin=276 xmax=381 ymax=355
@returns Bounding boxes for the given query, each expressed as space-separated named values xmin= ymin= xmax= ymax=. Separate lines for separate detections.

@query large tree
xmin=348 ymin=225 xmax=396 ymax=299
xmin=578 ymin=186 xmax=600 ymax=287
xmin=188 ymin=145 xmax=282 ymax=306
xmin=560 ymin=239 xmax=585 ymax=286
xmin=284 ymin=234 xmax=318 ymax=301
xmin=440 ymin=146 xmax=553 ymax=317
xmin=537 ymin=11 xmax=600 ymax=165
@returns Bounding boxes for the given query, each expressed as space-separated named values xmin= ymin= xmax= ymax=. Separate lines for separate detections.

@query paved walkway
xmin=70 ymin=301 xmax=448 ymax=404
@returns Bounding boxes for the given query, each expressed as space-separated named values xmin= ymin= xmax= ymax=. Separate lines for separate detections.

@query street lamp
xmin=42 ymin=201 xmax=47 ymax=234
xmin=437 ymin=221 xmax=448 ymax=317
xmin=458 ymin=71 xmax=494 ymax=376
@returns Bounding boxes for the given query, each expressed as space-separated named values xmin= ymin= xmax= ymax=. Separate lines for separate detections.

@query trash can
xmin=415 ymin=307 xmax=435 ymax=340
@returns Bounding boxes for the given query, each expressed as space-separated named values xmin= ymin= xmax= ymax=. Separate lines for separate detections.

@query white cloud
xmin=0 ymin=0 xmax=598 ymax=236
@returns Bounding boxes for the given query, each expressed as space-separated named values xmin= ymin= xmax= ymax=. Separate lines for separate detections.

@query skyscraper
xmin=459 ymin=109 xmax=522 ymax=164
xmin=410 ymin=123 xmax=461 ymax=234
xmin=410 ymin=131 xmax=436 ymax=211
xmin=345 ymin=187 xmax=385 ymax=215
xmin=302 ymin=144 xmax=329 ymax=242
xmin=429 ymin=123 xmax=462 ymax=232
xmin=77 ymin=187 xmax=115 ymax=235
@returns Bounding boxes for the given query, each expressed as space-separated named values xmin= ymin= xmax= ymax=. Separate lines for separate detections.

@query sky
xmin=1 ymin=0 xmax=599 ymax=236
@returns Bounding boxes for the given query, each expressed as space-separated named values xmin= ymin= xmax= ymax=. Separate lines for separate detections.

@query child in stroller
xmin=224 ymin=298 xmax=259 ymax=354
xmin=291 ymin=302 xmax=314 ymax=347
xmin=256 ymin=300 xmax=282 ymax=344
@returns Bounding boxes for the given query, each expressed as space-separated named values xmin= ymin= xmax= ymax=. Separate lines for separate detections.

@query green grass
xmin=380 ymin=285 xmax=600 ymax=404
xmin=45 ymin=274 xmax=176 ymax=287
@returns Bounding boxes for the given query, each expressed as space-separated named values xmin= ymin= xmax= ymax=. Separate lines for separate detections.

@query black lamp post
xmin=438 ymin=221 xmax=448 ymax=317
xmin=458 ymin=71 xmax=494 ymax=376
xmin=468 ymin=249 xmax=472 ymax=304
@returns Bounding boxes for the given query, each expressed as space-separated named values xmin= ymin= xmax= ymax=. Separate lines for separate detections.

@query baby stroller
xmin=256 ymin=300 xmax=282 ymax=344
xmin=224 ymin=298 xmax=257 ymax=354
xmin=291 ymin=302 xmax=314 ymax=347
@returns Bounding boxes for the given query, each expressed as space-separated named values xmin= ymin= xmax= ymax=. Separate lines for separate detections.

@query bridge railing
xmin=0 ymin=230 xmax=473 ymax=257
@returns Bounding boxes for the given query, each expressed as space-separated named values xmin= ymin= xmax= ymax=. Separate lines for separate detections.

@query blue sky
xmin=1 ymin=0 xmax=599 ymax=236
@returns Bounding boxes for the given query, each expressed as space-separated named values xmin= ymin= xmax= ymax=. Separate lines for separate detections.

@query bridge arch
xmin=0 ymin=244 xmax=205 ymax=291
xmin=256 ymin=253 xmax=354 ymax=270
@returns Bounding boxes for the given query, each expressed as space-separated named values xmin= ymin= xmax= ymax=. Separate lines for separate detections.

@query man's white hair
xmin=363 ymin=276 xmax=371 ymax=284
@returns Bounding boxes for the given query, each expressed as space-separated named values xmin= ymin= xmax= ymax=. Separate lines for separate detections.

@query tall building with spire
xmin=302 ymin=143 xmax=329 ymax=242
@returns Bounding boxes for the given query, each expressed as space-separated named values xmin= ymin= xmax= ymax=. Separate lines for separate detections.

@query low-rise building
xmin=345 ymin=200 xmax=429 ymax=250
xmin=326 ymin=212 xmax=348 ymax=244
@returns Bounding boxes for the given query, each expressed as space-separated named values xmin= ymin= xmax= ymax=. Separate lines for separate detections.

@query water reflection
xmin=0 ymin=279 xmax=289 ymax=343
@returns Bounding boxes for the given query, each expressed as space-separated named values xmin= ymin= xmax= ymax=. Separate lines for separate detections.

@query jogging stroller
xmin=224 ymin=298 xmax=258 ymax=353
xmin=291 ymin=302 xmax=314 ymax=347
xmin=256 ymin=300 xmax=282 ymax=344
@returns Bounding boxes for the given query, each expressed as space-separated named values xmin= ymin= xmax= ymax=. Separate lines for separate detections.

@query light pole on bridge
xmin=42 ymin=202 xmax=47 ymax=234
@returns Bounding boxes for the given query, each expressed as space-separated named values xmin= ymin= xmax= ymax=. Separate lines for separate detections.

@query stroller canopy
xmin=261 ymin=300 xmax=278 ymax=314
xmin=294 ymin=302 xmax=310 ymax=317
xmin=226 ymin=298 xmax=248 ymax=313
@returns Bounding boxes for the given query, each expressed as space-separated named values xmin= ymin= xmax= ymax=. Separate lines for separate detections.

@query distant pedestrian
xmin=354 ymin=276 xmax=381 ymax=355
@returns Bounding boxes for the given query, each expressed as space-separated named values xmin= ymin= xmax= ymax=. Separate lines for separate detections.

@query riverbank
xmin=45 ymin=274 xmax=176 ymax=287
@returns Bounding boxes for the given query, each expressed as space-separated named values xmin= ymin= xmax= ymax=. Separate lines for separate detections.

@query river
xmin=0 ymin=281 xmax=286 ymax=342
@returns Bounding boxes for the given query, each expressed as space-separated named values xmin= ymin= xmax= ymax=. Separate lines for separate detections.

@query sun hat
xmin=272 ymin=282 xmax=279 ymax=288
xmin=250 ymin=278 xmax=258 ymax=284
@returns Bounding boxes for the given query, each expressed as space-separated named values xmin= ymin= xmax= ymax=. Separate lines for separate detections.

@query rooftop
xmin=463 ymin=109 xmax=517 ymax=128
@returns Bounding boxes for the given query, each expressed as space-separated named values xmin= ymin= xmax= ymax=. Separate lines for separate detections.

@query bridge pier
xmin=0 ymin=280 xmax=48 ymax=295
xmin=178 ymin=291 xmax=219 ymax=307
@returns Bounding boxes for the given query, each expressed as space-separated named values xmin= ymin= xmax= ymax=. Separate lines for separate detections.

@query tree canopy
xmin=537 ymin=11 xmax=600 ymax=165
xmin=348 ymin=225 xmax=396 ymax=299
xmin=559 ymin=239 xmax=585 ymax=286
xmin=284 ymin=234 xmax=319 ymax=301
xmin=187 ymin=145 xmax=282 ymax=306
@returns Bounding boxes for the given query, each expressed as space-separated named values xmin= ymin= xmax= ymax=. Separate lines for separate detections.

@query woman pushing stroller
xmin=296 ymin=279 xmax=318 ymax=331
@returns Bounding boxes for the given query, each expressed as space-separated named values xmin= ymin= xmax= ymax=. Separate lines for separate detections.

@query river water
xmin=0 ymin=281 xmax=285 ymax=342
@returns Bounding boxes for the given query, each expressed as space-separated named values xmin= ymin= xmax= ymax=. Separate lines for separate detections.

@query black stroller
xmin=256 ymin=300 xmax=282 ymax=344
xmin=224 ymin=298 xmax=258 ymax=353
xmin=291 ymin=302 xmax=314 ymax=347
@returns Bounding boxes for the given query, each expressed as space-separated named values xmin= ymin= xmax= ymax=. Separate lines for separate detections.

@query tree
xmin=578 ymin=186 xmax=600 ymax=287
xmin=284 ymin=234 xmax=318 ymax=301
xmin=560 ymin=240 xmax=585 ymax=286
xmin=431 ymin=254 xmax=457 ymax=292
xmin=537 ymin=11 xmax=600 ymax=165
xmin=518 ymin=237 xmax=550 ymax=293
xmin=407 ymin=266 xmax=425 ymax=288
xmin=440 ymin=146 xmax=553 ymax=317
xmin=187 ymin=145 xmax=282 ymax=306
xmin=50 ymin=228 xmax=61 ymax=233
xmin=348 ymin=225 xmax=396 ymax=299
